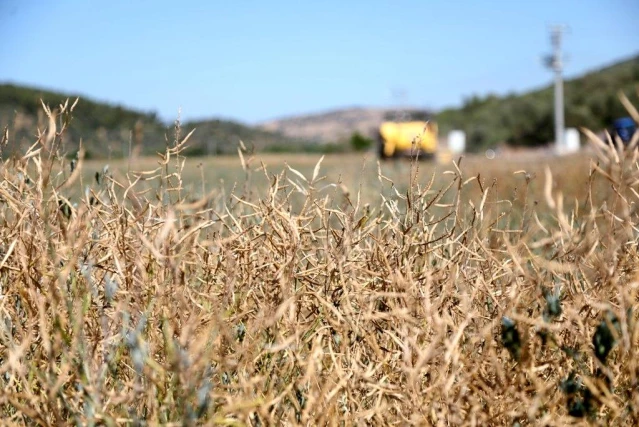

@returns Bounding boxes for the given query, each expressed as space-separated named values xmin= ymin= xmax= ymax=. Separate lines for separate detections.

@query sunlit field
xmin=2 ymin=101 xmax=639 ymax=425
xmin=81 ymin=149 xmax=597 ymax=214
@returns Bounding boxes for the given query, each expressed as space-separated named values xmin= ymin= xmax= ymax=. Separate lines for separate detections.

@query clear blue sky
xmin=1 ymin=0 xmax=637 ymax=124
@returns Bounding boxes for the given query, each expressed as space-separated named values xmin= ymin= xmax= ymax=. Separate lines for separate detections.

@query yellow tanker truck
xmin=377 ymin=112 xmax=438 ymax=160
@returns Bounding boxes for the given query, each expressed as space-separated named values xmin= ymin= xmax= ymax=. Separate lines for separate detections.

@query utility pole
xmin=389 ymin=87 xmax=409 ymax=121
xmin=544 ymin=25 xmax=568 ymax=154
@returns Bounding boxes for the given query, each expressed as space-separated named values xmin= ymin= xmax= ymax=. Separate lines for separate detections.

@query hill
xmin=435 ymin=54 xmax=639 ymax=152
xmin=258 ymin=107 xmax=429 ymax=144
xmin=257 ymin=55 xmax=639 ymax=152
xmin=258 ymin=107 xmax=438 ymax=144
xmin=2 ymin=54 xmax=636 ymax=158
xmin=0 ymin=84 xmax=310 ymax=159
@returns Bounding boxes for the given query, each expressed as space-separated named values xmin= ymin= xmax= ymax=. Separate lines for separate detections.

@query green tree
xmin=434 ymin=55 xmax=639 ymax=152
xmin=350 ymin=132 xmax=373 ymax=151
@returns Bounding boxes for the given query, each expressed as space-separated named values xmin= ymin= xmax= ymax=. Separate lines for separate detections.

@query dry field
xmin=81 ymin=148 xmax=597 ymax=214
xmin=1 ymin=102 xmax=639 ymax=426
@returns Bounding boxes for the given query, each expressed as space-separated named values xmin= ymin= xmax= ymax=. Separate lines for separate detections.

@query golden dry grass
xmin=1 ymin=100 xmax=639 ymax=425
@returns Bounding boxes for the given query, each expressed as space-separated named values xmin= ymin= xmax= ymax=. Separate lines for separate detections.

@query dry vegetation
xmin=1 ymin=96 xmax=639 ymax=426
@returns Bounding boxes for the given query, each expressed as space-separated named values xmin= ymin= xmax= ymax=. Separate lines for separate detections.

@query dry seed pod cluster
xmin=0 ymin=96 xmax=638 ymax=425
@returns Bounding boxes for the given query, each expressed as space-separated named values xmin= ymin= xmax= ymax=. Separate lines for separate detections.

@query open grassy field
xmin=1 ymin=103 xmax=639 ymax=425
xmin=80 ymin=149 xmax=599 ymax=216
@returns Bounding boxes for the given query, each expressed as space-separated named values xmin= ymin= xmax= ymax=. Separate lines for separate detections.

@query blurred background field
xmin=80 ymin=150 xmax=598 ymax=212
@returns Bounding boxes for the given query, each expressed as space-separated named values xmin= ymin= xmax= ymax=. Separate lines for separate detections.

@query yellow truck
xmin=377 ymin=114 xmax=438 ymax=160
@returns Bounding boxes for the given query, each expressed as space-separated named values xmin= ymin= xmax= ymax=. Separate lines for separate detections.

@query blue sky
xmin=1 ymin=0 xmax=637 ymax=124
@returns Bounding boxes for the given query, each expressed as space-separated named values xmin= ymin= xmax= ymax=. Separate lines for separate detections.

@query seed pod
xmin=501 ymin=316 xmax=522 ymax=361
xmin=560 ymin=371 xmax=581 ymax=395
xmin=560 ymin=345 xmax=581 ymax=361
xmin=332 ymin=330 xmax=342 ymax=347
xmin=542 ymin=289 xmax=562 ymax=322
xmin=195 ymin=380 xmax=211 ymax=418
xmin=295 ymin=387 xmax=306 ymax=423
xmin=58 ymin=199 xmax=72 ymax=219
xmin=251 ymin=412 xmax=263 ymax=427
xmin=560 ymin=371 xmax=595 ymax=418
xmin=236 ymin=323 xmax=246 ymax=343
xmin=105 ymin=274 xmax=118 ymax=304
xmin=567 ymin=398 xmax=590 ymax=418
xmin=222 ymin=371 xmax=231 ymax=385
xmin=592 ymin=311 xmax=620 ymax=364
xmin=536 ymin=328 xmax=550 ymax=347
xmin=131 ymin=347 xmax=144 ymax=376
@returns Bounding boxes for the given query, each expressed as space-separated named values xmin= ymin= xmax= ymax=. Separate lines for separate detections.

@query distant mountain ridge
xmin=1 ymin=53 xmax=637 ymax=157
xmin=258 ymin=107 xmax=425 ymax=143
xmin=0 ymin=83 xmax=310 ymax=158
xmin=258 ymin=106 xmax=439 ymax=144
xmin=257 ymin=54 xmax=639 ymax=151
